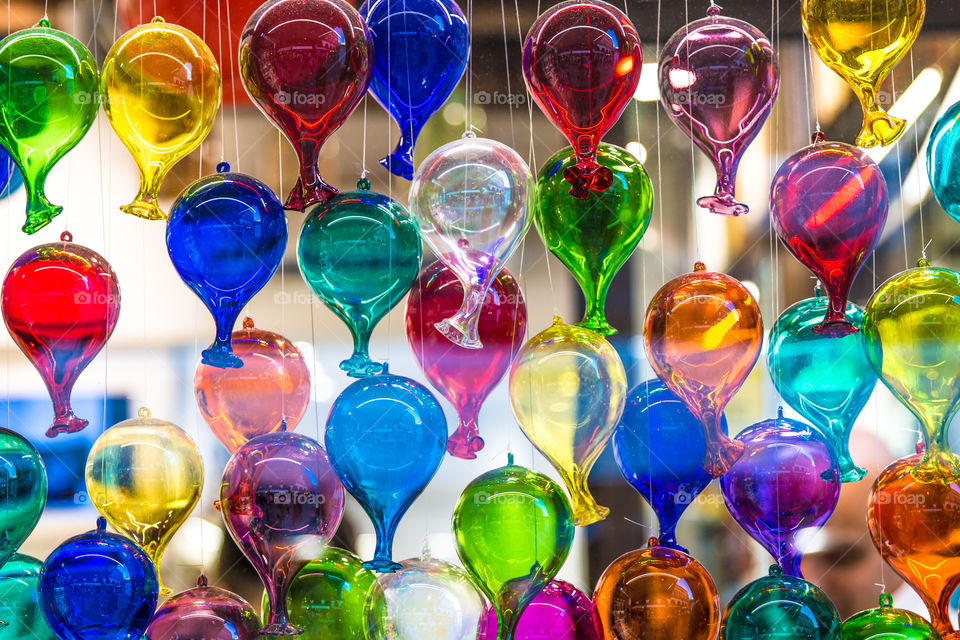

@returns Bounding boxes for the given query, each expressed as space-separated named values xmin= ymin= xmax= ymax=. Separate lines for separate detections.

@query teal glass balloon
xmin=721 ymin=565 xmax=841 ymax=640
xmin=0 ymin=428 xmax=47 ymax=569
xmin=767 ymin=293 xmax=877 ymax=482
xmin=928 ymin=100 xmax=960 ymax=224
xmin=842 ymin=593 xmax=942 ymax=640
xmin=0 ymin=554 xmax=56 ymax=639
xmin=0 ymin=19 xmax=99 ymax=234
xmin=298 ymin=179 xmax=422 ymax=377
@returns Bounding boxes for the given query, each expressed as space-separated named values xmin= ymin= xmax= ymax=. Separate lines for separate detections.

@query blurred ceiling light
xmin=866 ymin=66 xmax=943 ymax=164
xmin=443 ymin=101 xmax=466 ymax=126
xmin=626 ymin=141 xmax=648 ymax=164
xmin=633 ymin=63 xmax=660 ymax=101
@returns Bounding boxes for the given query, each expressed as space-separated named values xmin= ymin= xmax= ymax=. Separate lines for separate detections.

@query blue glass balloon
xmin=167 ymin=163 xmax=287 ymax=369
xmin=0 ymin=553 xmax=56 ymax=640
xmin=1 ymin=165 xmax=22 ymax=198
xmin=360 ymin=0 xmax=469 ymax=179
xmin=0 ymin=146 xmax=16 ymax=197
xmin=39 ymin=517 xmax=159 ymax=640
xmin=612 ymin=379 xmax=726 ymax=552
xmin=325 ymin=366 xmax=448 ymax=572
xmin=928 ymin=100 xmax=960 ymax=224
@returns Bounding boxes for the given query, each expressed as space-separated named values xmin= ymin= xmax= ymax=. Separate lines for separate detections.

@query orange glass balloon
xmin=194 ymin=317 xmax=310 ymax=453
xmin=868 ymin=447 xmax=960 ymax=639
xmin=593 ymin=537 xmax=720 ymax=640
xmin=643 ymin=262 xmax=763 ymax=476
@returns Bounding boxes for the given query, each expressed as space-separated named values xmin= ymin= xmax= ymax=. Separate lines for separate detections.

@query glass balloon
xmin=167 ymin=165 xmax=287 ymax=369
xmin=145 ymin=575 xmax=260 ymax=640
xmin=0 ymin=147 xmax=18 ymax=200
xmin=0 ymin=429 xmax=46 ymax=570
xmin=325 ymin=369 xmax=447 ymax=572
xmin=39 ymin=517 xmax=159 ymax=640
xmin=194 ymin=317 xmax=311 ymax=453
xmin=659 ymin=8 xmax=779 ymax=215
xmin=240 ymin=0 xmax=372 ymax=210
xmin=643 ymin=262 xmax=763 ymax=477
xmin=453 ymin=456 xmax=575 ymax=640
xmin=612 ymin=380 xmax=726 ymax=551
xmin=720 ymin=565 xmax=841 ymax=640
xmin=801 ymin=0 xmax=924 ymax=148
xmin=361 ymin=0 xmax=469 ymax=179
xmin=770 ymin=136 xmax=888 ymax=336
xmin=405 ymin=262 xmax=527 ymax=459
xmin=409 ymin=135 xmax=534 ymax=349
xmin=862 ymin=259 xmax=960 ymax=480
xmin=101 ymin=18 xmax=220 ymax=220
xmin=2 ymin=233 xmax=120 ymax=436
xmin=767 ymin=294 xmax=878 ymax=482
xmin=509 ymin=317 xmax=627 ymax=526
xmin=0 ymin=554 xmax=55 ymax=640
xmin=594 ymin=538 xmax=719 ymax=640
xmin=928 ymin=100 xmax=960 ymax=225
xmin=515 ymin=580 xmax=597 ymax=640
xmin=842 ymin=593 xmax=942 ymax=640
xmin=264 ymin=547 xmax=377 ymax=640
xmin=219 ymin=430 xmax=344 ymax=636
xmin=721 ymin=410 xmax=840 ymax=578
xmin=0 ymin=20 xmax=99 ymax=233
xmin=298 ymin=180 xmax=422 ymax=377
xmin=535 ymin=143 xmax=653 ymax=335
xmin=85 ymin=408 xmax=203 ymax=596
xmin=522 ymin=1 xmax=641 ymax=198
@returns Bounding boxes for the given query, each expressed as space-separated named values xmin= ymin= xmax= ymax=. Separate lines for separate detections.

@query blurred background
xmin=3 ymin=0 xmax=959 ymax=622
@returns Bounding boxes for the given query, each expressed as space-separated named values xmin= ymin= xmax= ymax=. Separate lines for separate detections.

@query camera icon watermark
xmin=474 ymin=90 xmax=526 ymax=107
xmin=74 ymin=291 xmax=120 ymax=306
xmin=276 ymin=91 xmax=325 ymax=107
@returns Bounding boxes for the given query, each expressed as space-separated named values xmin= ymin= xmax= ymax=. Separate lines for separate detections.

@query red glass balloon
xmin=1 ymin=232 xmax=120 ymax=437
xmin=405 ymin=262 xmax=526 ymax=459
xmin=643 ymin=262 xmax=763 ymax=477
xmin=771 ymin=134 xmax=888 ymax=336
xmin=239 ymin=0 xmax=372 ymax=210
xmin=522 ymin=0 xmax=642 ymax=199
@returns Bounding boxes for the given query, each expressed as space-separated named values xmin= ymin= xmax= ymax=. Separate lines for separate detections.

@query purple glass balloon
xmin=219 ymin=429 xmax=344 ymax=637
xmin=145 ymin=575 xmax=260 ymax=640
xmin=659 ymin=6 xmax=779 ymax=216
xmin=721 ymin=409 xmax=840 ymax=579
xmin=515 ymin=580 xmax=599 ymax=640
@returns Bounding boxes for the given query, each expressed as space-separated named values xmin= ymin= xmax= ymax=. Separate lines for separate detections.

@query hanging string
xmin=216 ymin=0 xmax=226 ymax=163
xmin=909 ymin=51 xmax=927 ymax=256
xmin=890 ymin=70 xmax=909 ymax=269
xmin=514 ymin=0 xmax=535 ymax=167
xmin=360 ymin=95 xmax=369 ymax=175
xmin=654 ymin=0 xmax=665 ymax=281
xmin=684 ymin=0 xmax=701 ymax=262
xmin=499 ymin=0 xmax=516 ymax=148
xmin=223 ymin=0 xmax=242 ymax=170
xmin=465 ymin=0 xmax=473 ymax=133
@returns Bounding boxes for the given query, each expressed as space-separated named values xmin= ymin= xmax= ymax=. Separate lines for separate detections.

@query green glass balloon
xmin=261 ymin=547 xmax=377 ymax=640
xmin=453 ymin=454 xmax=575 ymax=640
xmin=0 ymin=19 xmax=99 ymax=234
xmin=767 ymin=291 xmax=878 ymax=483
xmin=0 ymin=553 xmax=56 ymax=639
xmin=0 ymin=428 xmax=46 ymax=569
xmin=721 ymin=565 xmax=841 ymax=640
xmin=535 ymin=143 xmax=653 ymax=335
xmin=842 ymin=593 xmax=943 ymax=640
xmin=298 ymin=179 xmax=422 ymax=378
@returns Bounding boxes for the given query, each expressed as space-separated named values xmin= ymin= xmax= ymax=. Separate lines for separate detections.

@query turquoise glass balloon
xmin=767 ymin=293 xmax=877 ymax=482
xmin=0 ymin=554 xmax=55 ymax=639
xmin=928 ymin=100 xmax=960 ymax=224
xmin=298 ymin=179 xmax=422 ymax=377
xmin=0 ymin=428 xmax=46 ymax=569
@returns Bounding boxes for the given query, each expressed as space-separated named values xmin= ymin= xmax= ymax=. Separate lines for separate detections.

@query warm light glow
xmin=633 ymin=63 xmax=660 ymax=101
xmin=626 ymin=141 xmax=647 ymax=164
xmin=866 ymin=67 xmax=943 ymax=164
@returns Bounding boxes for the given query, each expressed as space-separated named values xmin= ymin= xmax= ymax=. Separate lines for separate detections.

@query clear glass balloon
xmin=509 ymin=317 xmax=627 ymax=526
xmin=85 ymin=408 xmax=203 ymax=596
xmin=101 ymin=17 xmax=220 ymax=220
xmin=409 ymin=135 xmax=534 ymax=349
xmin=145 ymin=575 xmax=260 ymax=640
xmin=0 ymin=554 xmax=55 ymax=640
xmin=842 ymin=593 xmax=943 ymax=640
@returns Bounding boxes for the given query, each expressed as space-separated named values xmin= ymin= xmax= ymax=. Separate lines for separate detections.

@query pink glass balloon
xmin=771 ymin=133 xmax=888 ymax=337
xmin=194 ymin=317 xmax=311 ymax=453
xmin=145 ymin=575 xmax=260 ymax=640
xmin=404 ymin=261 xmax=526 ymax=459
xmin=515 ymin=580 xmax=599 ymax=640
xmin=219 ymin=429 xmax=344 ymax=637
xmin=522 ymin=0 xmax=642 ymax=199
xmin=659 ymin=6 xmax=779 ymax=216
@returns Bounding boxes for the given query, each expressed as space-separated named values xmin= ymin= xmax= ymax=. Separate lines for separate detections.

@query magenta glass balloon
xmin=659 ymin=6 xmax=779 ymax=216
xmin=771 ymin=135 xmax=888 ymax=337
xmin=515 ymin=580 xmax=598 ymax=640
xmin=219 ymin=429 xmax=344 ymax=637
xmin=145 ymin=576 xmax=260 ymax=640
xmin=720 ymin=409 xmax=840 ymax=579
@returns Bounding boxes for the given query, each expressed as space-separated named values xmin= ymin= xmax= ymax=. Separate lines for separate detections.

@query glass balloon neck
xmin=217 ymin=162 xmax=230 ymax=173
xmin=96 ymin=516 xmax=107 ymax=532
xmin=878 ymin=593 xmax=894 ymax=609
xmin=38 ymin=17 xmax=51 ymax=28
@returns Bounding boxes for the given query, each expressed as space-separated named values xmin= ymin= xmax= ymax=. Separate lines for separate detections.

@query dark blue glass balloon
xmin=360 ymin=0 xmax=469 ymax=179
xmin=0 ymin=146 xmax=17 ymax=197
xmin=325 ymin=366 xmax=447 ymax=572
xmin=612 ymin=379 xmax=726 ymax=552
xmin=166 ymin=163 xmax=287 ymax=369
xmin=39 ymin=517 xmax=158 ymax=640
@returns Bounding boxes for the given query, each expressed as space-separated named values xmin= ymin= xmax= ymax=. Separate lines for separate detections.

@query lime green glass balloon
xmin=261 ymin=547 xmax=376 ymax=640
xmin=535 ymin=144 xmax=653 ymax=335
xmin=453 ymin=455 xmax=575 ymax=640
xmin=0 ymin=19 xmax=99 ymax=234
xmin=842 ymin=593 xmax=942 ymax=640
xmin=863 ymin=258 xmax=960 ymax=480
xmin=0 ymin=553 xmax=55 ymax=639
xmin=0 ymin=428 xmax=46 ymax=570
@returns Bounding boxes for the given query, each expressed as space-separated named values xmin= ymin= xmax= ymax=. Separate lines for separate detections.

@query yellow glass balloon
xmin=509 ymin=316 xmax=627 ymax=526
xmin=802 ymin=0 xmax=925 ymax=148
xmin=101 ymin=17 xmax=221 ymax=220
xmin=863 ymin=259 xmax=960 ymax=481
xmin=85 ymin=407 xmax=203 ymax=596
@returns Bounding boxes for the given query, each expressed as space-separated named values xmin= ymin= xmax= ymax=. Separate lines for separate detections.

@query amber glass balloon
xmin=593 ymin=538 xmax=719 ymax=640
xmin=643 ymin=262 xmax=763 ymax=476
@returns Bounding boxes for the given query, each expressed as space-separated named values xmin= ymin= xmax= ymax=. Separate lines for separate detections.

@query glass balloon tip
xmin=362 ymin=558 xmax=402 ymax=573
xmin=260 ymin=622 xmax=304 ymax=637
xmin=46 ymin=412 xmax=89 ymax=437
xmin=201 ymin=344 xmax=243 ymax=369
xmin=339 ymin=355 xmax=384 ymax=378
xmin=697 ymin=193 xmax=748 ymax=216
xmin=812 ymin=319 xmax=858 ymax=337
xmin=434 ymin=319 xmax=483 ymax=349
